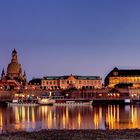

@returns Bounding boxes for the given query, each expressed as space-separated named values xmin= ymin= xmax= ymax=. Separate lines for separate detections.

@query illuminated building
xmin=0 ymin=49 xmax=27 ymax=90
xmin=6 ymin=49 xmax=27 ymax=83
xmin=28 ymin=78 xmax=41 ymax=90
xmin=105 ymin=67 xmax=140 ymax=88
xmin=41 ymin=74 xmax=102 ymax=90
xmin=128 ymin=87 xmax=140 ymax=98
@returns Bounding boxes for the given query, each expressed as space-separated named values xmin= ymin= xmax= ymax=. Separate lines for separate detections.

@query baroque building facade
xmin=41 ymin=74 xmax=102 ymax=90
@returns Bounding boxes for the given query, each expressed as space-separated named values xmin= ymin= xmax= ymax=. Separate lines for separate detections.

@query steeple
xmin=12 ymin=49 xmax=17 ymax=54
xmin=11 ymin=49 xmax=18 ymax=63
xmin=23 ymin=70 xmax=27 ymax=80
xmin=1 ymin=68 xmax=6 ymax=80
xmin=18 ymin=67 xmax=22 ymax=78
xmin=23 ymin=70 xmax=26 ymax=76
xmin=23 ymin=70 xmax=27 ymax=85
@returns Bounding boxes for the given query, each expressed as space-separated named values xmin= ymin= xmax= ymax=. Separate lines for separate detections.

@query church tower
xmin=23 ymin=70 xmax=27 ymax=85
xmin=11 ymin=49 xmax=18 ymax=63
xmin=6 ymin=49 xmax=27 ymax=84
xmin=1 ymin=68 xmax=6 ymax=80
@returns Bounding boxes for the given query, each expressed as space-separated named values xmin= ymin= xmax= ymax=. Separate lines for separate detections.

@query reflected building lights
xmin=78 ymin=111 xmax=81 ymax=128
xmin=93 ymin=114 xmax=99 ymax=129
xmin=66 ymin=107 xmax=69 ymax=126
xmin=15 ymin=107 xmax=20 ymax=122
xmin=0 ymin=105 xmax=140 ymax=132
xmin=0 ymin=110 xmax=3 ymax=131
xmin=131 ymin=106 xmax=134 ymax=123
xmin=62 ymin=112 xmax=66 ymax=129
xmin=47 ymin=109 xmax=53 ymax=129
xmin=117 ymin=105 xmax=119 ymax=123
xmin=31 ymin=108 xmax=35 ymax=122
xmin=27 ymin=107 xmax=29 ymax=122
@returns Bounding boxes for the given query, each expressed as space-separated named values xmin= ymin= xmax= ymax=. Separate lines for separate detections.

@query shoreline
xmin=1 ymin=129 xmax=140 ymax=140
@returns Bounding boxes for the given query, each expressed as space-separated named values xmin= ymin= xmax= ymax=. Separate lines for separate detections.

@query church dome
xmin=7 ymin=62 xmax=21 ymax=75
xmin=6 ymin=49 xmax=23 ymax=79
xmin=4 ymin=49 xmax=27 ymax=85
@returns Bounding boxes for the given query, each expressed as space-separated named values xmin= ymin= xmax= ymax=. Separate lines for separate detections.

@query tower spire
xmin=1 ymin=68 xmax=5 ymax=80
xmin=11 ymin=49 xmax=18 ymax=63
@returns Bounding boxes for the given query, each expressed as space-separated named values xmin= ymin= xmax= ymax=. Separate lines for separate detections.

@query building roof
xmin=28 ymin=78 xmax=41 ymax=85
xmin=116 ymin=70 xmax=140 ymax=76
xmin=76 ymin=76 xmax=101 ymax=80
xmin=108 ymin=67 xmax=140 ymax=77
xmin=43 ymin=75 xmax=101 ymax=80
xmin=43 ymin=76 xmax=61 ymax=80
xmin=115 ymin=83 xmax=133 ymax=88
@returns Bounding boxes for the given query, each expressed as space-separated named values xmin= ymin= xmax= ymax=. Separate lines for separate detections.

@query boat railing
xmin=51 ymin=96 xmax=64 ymax=99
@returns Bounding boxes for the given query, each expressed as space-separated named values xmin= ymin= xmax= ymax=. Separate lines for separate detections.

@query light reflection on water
xmin=0 ymin=105 xmax=140 ymax=133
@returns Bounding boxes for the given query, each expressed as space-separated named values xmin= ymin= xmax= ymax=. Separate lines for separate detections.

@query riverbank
xmin=1 ymin=129 xmax=140 ymax=140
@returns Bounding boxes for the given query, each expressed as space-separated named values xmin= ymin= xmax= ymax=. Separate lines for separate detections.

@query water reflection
xmin=0 ymin=105 xmax=140 ymax=133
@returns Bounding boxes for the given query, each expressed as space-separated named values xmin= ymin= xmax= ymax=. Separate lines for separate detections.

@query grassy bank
xmin=1 ymin=129 xmax=140 ymax=140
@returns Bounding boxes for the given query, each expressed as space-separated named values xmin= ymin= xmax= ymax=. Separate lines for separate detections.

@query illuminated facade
xmin=105 ymin=67 xmax=140 ymax=88
xmin=0 ymin=49 xmax=27 ymax=90
xmin=41 ymin=74 xmax=102 ymax=90
xmin=129 ymin=87 xmax=140 ymax=98
xmin=0 ymin=80 xmax=20 ymax=90
xmin=6 ymin=49 xmax=27 ymax=83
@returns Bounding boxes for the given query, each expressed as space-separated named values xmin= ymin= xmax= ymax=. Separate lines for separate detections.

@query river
xmin=0 ymin=104 xmax=140 ymax=133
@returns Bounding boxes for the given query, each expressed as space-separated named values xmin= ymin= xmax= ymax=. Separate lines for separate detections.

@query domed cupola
xmin=7 ymin=49 xmax=23 ymax=80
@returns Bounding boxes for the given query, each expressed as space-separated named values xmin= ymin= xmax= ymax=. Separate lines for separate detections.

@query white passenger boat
xmin=46 ymin=94 xmax=93 ymax=106
xmin=54 ymin=100 xmax=93 ymax=106
xmin=7 ymin=99 xmax=39 ymax=107
xmin=124 ymin=99 xmax=131 ymax=104
xmin=38 ymin=97 xmax=55 ymax=105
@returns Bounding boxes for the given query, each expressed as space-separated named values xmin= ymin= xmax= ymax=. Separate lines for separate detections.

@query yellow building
xmin=41 ymin=74 xmax=102 ymax=90
xmin=128 ymin=87 xmax=140 ymax=98
xmin=105 ymin=67 xmax=140 ymax=88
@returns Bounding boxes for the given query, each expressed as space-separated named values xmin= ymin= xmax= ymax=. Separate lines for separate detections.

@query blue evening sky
xmin=0 ymin=0 xmax=140 ymax=81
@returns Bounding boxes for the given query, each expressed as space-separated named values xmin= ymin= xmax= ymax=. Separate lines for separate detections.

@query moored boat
xmin=37 ymin=97 xmax=55 ymax=105
xmin=7 ymin=102 xmax=39 ymax=107
xmin=7 ymin=99 xmax=39 ymax=107
xmin=54 ymin=100 xmax=93 ymax=106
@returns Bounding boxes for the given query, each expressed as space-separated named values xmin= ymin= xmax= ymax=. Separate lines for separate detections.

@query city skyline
xmin=0 ymin=0 xmax=140 ymax=80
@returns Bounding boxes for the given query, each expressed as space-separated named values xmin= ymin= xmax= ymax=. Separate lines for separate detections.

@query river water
xmin=0 ymin=104 xmax=140 ymax=133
